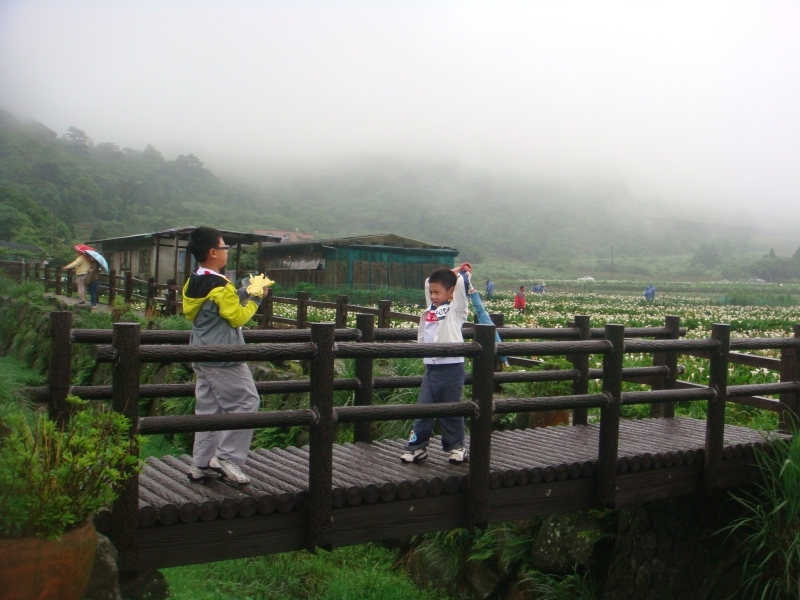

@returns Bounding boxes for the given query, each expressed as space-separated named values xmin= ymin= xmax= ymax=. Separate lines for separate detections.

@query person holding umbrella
xmin=65 ymin=245 xmax=109 ymax=306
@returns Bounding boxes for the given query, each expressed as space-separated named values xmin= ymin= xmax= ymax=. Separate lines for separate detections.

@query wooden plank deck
xmin=114 ymin=417 xmax=786 ymax=570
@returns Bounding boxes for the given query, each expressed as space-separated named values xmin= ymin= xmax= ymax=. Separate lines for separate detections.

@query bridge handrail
xmin=35 ymin=311 xmax=800 ymax=568
xmin=26 ymin=364 xmax=680 ymax=403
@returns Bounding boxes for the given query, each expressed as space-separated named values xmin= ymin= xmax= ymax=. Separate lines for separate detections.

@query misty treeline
xmin=1 ymin=110 xmax=798 ymax=280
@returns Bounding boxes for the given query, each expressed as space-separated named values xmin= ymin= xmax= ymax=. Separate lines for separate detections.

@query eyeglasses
xmin=213 ymin=245 xmax=230 ymax=251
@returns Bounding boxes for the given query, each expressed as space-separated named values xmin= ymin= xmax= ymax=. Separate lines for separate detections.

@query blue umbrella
xmin=85 ymin=249 xmax=109 ymax=273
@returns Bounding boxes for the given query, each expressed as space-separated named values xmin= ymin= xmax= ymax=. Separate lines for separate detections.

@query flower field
xmin=271 ymin=291 xmax=800 ymax=431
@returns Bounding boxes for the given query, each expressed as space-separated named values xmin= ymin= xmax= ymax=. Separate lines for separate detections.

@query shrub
xmin=723 ymin=430 xmax=800 ymax=598
xmin=0 ymin=398 xmax=139 ymax=539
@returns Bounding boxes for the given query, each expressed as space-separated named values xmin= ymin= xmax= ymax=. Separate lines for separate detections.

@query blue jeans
xmin=88 ymin=280 xmax=99 ymax=306
xmin=469 ymin=291 xmax=507 ymax=364
xmin=407 ymin=363 xmax=466 ymax=452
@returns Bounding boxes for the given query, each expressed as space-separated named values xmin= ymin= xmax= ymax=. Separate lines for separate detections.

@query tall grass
xmin=722 ymin=429 xmax=800 ymax=599
xmin=164 ymin=544 xmax=439 ymax=600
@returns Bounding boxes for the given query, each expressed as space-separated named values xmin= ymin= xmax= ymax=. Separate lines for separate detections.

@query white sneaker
xmin=400 ymin=448 xmax=428 ymax=463
xmin=210 ymin=457 xmax=250 ymax=484
xmin=187 ymin=465 xmax=219 ymax=482
xmin=449 ymin=447 xmax=468 ymax=464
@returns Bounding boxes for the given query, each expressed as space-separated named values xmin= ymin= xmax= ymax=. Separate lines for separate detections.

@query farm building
xmin=260 ymin=234 xmax=458 ymax=289
xmin=88 ymin=227 xmax=281 ymax=285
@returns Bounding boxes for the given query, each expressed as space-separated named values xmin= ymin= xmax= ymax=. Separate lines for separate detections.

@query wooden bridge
xmin=29 ymin=311 xmax=800 ymax=574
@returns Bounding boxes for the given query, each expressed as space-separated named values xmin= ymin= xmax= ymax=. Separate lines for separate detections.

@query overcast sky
xmin=1 ymin=1 xmax=799 ymax=221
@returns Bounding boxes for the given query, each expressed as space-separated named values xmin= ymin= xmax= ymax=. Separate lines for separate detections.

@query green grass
xmin=163 ymin=544 xmax=441 ymax=600
xmin=0 ymin=355 xmax=45 ymax=420
xmin=722 ymin=429 xmax=800 ymax=598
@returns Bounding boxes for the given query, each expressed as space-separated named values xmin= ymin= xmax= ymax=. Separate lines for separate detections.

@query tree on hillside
xmin=65 ymin=126 xmax=91 ymax=151
xmin=176 ymin=153 xmax=204 ymax=169
xmin=692 ymin=242 xmax=722 ymax=269
xmin=142 ymin=144 xmax=164 ymax=164
xmin=95 ymin=142 xmax=123 ymax=160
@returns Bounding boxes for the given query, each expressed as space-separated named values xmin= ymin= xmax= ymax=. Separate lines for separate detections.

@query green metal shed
xmin=260 ymin=234 xmax=458 ymax=289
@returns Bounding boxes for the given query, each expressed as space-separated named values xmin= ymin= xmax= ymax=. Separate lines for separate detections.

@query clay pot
xmin=0 ymin=519 xmax=97 ymax=600
xmin=527 ymin=409 xmax=570 ymax=428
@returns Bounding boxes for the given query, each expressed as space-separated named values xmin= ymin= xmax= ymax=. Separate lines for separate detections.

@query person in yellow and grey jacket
xmin=182 ymin=226 xmax=273 ymax=486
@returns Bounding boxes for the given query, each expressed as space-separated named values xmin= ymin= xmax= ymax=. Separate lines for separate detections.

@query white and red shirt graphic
xmin=422 ymin=302 xmax=462 ymax=365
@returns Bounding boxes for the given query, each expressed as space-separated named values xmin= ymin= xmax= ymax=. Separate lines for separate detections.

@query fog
xmin=1 ymin=1 xmax=799 ymax=223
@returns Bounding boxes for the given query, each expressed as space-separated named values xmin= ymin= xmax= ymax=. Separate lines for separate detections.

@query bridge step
xmin=96 ymin=417 xmax=781 ymax=532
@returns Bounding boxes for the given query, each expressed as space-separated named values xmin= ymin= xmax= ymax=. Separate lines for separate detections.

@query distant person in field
xmin=644 ymin=284 xmax=656 ymax=302
xmin=515 ymin=285 xmax=526 ymax=312
xmin=485 ymin=279 xmax=494 ymax=298
xmin=401 ymin=266 xmax=472 ymax=465
xmin=183 ymin=226 xmax=273 ymax=486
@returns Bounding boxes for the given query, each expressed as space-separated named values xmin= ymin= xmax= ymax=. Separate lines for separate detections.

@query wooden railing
xmin=29 ymin=311 xmax=800 ymax=570
xmin=0 ymin=260 xmax=429 ymax=324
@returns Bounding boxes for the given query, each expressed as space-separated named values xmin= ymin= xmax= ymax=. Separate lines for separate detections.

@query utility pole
xmin=52 ymin=206 xmax=56 ymax=249
xmin=611 ymin=244 xmax=614 ymax=281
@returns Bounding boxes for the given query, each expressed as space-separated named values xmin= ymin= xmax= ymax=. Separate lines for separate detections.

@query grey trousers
xmin=192 ymin=362 xmax=259 ymax=467
xmin=76 ymin=274 xmax=86 ymax=302
xmin=407 ymin=363 xmax=466 ymax=452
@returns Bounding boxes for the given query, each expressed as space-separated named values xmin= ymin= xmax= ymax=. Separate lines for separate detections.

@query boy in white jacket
xmin=400 ymin=267 xmax=473 ymax=464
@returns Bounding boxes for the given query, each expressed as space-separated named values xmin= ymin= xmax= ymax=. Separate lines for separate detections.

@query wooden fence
xmin=0 ymin=259 xmax=425 ymax=325
xmin=26 ymin=310 xmax=800 ymax=570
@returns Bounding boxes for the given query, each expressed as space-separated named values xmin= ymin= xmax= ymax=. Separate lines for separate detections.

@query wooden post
xmin=166 ymin=278 xmax=177 ymax=316
xmin=110 ymin=322 xmax=141 ymax=574
xmin=154 ymin=238 xmax=161 ymax=284
xmin=124 ymin=271 xmax=133 ymax=303
xmin=49 ymin=311 xmax=73 ymax=427
xmin=54 ymin=266 xmax=62 ymax=295
xmin=705 ymin=323 xmax=730 ymax=490
xmin=260 ymin=288 xmax=274 ymax=329
xmin=469 ymin=323 xmax=496 ymax=529
xmin=571 ymin=315 xmax=591 ymax=426
xmin=662 ymin=316 xmax=680 ymax=418
xmin=172 ymin=234 xmax=179 ymax=284
xmin=489 ymin=313 xmax=504 ymax=393
xmin=597 ymin=324 xmax=624 ymax=508
xmin=235 ymin=241 xmax=242 ymax=281
xmin=296 ymin=291 xmax=309 ymax=329
xmin=335 ymin=295 xmax=349 ymax=329
xmin=44 ymin=263 xmax=50 ymax=292
xmin=146 ymin=277 xmax=155 ymax=307
xmin=778 ymin=323 xmax=800 ymax=433
xmin=353 ymin=314 xmax=374 ymax=443
xmin=307 ymin=323 xmax=335 ymax=551
xmin=378 ymin=300 xmax=392 ymax=329
xmin=24 ymin=263 xmax=30 ymax=281
xmin=257 ymin=240 xmax=264 ymax=275
xmin=65 ymin=268 xmax=73 ymax=297
xmin=183 ymin=243 xmax=192 ymax=285
xmin=108 ymin=269 xmax=117 ymax=306
xmin=34 ymin=263 xmax=40 ymax=284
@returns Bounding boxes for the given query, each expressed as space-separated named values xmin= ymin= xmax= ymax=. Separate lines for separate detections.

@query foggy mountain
xmin=2 ymin=109 xmax=797 ymax=280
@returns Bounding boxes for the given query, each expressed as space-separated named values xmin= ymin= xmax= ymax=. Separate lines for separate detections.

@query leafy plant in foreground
xmin=0 ymin=397 xmax=139 ymax=539
xmin=721 ymin=428 xmax=800 ymax=599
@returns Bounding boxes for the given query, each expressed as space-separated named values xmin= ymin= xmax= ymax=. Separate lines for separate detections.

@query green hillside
xmin=1 ymin=110 xmax=797 ymax=280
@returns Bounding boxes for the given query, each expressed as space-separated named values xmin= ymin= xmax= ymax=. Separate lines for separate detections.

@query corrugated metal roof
xmin=262 ymin=233 xmax=456 ymax=252
xmin=87 ymin=227 xmax=282 ymax=245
